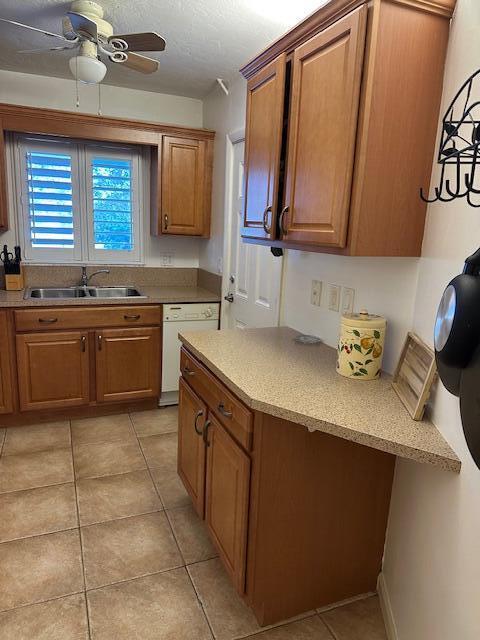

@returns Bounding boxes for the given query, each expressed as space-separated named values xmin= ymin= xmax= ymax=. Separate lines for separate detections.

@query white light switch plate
xmin=341 ymin=287 xmax=355 ymax=314
xmin=311 ymin=280 xmax=322 ymax=306
xmin=328 ymin=284 xmax=341 ymax=312
xmin=160 ymin=253 xmax=174 ymax=266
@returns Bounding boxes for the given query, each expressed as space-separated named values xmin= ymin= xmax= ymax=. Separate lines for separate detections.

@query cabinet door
xmin=16 ymin=331 xmax=89 ymax=411
xmin=242 ymin=54 xmax=286 ymax=240
xmin=161 ymin=136 xmax=209 ymax=236
xmin=178 ymin=378 xmax=207 ymax=517
xmin=0 ymin=311 xmax=13 ymax=414
xmin=95 ymin=327 xmax=160 ymax=403
xmin=205 ymin=415 xmax=250 ymax=593
xmin=282 ymin=7 xmax=367 ymax=247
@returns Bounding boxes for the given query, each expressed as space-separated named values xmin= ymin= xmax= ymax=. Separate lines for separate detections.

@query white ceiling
xmin=0 ymin=0 xmax=325 ymax=98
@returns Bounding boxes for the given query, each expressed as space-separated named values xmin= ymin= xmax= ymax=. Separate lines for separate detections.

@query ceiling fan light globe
xmin=68 ymin=54 xmax=106 ymax=83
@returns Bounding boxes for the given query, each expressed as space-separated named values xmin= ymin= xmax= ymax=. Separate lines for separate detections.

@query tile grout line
xmin=0 ymin=589 xmax=87 ymax=616
xmin=319 ymin=615 xmax=340 ymax=640
xmin=184 ymin=564 xmax=216 ymax=640
xmin=129 ymin=411 xmax=215 ymax=640
xmin=127 ymin=412 xmax=189 ymax=567
xmin=70 ymin=420 xmax=93 ymax=640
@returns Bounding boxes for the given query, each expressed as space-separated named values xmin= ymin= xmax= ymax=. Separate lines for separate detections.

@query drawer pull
xmin=97 ymin=334 xmax=103 ymax=351
xmin=183 ymin=366 xmax=195 ymax=377
xmin=203 ymin=419 xmax=212 ymax=446
xmin=38 ymin=317 xmax=58 ymax=324
xmin=194 ymin=409 xmax=204 ymax=436
xmin=124 ymin=314 xmax=141 ymax=321
xmin=218 ymin=403 xmax=233 ymax=419
xmin=81 ymin=335 xmax=86 ymax=352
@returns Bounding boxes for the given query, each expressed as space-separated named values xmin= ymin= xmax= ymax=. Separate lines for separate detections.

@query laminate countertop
xmin=0 ymin=286 xmax=220 ymax=308
xmin=179 ymin=326 xmax=461 ymax=473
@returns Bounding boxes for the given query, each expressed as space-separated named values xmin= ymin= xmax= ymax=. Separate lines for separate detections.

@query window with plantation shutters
xmin=15 ymin=135 xmax=143 ymax=264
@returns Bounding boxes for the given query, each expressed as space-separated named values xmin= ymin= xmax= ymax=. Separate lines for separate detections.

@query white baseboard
xmin=377 ymin=573 xmax=398 ymax=640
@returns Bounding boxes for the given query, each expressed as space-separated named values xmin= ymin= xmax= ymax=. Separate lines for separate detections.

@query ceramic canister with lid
xmin=336 ymin=309 xmax=387 ymax=380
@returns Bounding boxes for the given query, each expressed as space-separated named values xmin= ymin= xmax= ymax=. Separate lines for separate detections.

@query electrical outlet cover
xmin=328 ymin=284 xmax=341 ymax=312
xmin=311 ymin=280 xmax=322 ymax=306
xmin=341 ymin=287 xmax=355 ymax=314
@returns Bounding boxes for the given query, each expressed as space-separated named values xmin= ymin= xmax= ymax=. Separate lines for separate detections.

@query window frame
xmin=13 ymin=134 xmax=144 ymax=266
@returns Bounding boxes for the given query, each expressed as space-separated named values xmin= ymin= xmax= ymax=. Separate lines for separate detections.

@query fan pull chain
xmin=98 ymin=82 xmax=102 ymax=116
xmin=75 ymin=56 xmax=80 ymax=109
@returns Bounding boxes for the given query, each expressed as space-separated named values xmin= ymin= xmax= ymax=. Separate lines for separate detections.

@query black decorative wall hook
xmin=421 ymin=68 xmax=480 ymax=207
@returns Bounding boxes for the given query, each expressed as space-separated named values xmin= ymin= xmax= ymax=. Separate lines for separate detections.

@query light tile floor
xmin=0 ymin=407 xmax=388 ymax=639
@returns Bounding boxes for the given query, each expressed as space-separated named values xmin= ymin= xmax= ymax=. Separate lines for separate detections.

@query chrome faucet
xmin=79 ymin=266 xmax=110 ymax=287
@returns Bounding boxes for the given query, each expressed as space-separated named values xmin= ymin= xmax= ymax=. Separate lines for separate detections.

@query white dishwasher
xmin=160 ymin=302 xmax=220 ymax=406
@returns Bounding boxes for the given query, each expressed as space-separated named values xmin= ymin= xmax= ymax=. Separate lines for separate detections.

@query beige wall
xmin=0 ymin=68 xmax=204 ymax=267
xmin=200 ymin=75 xmax=247 ymax=276
xmin=382 ymin=2 xmax=480 ymax=638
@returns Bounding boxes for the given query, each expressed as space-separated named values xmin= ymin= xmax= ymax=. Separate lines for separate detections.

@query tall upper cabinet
xmin=240 ymin=0 xmax=457 ymax=256
xmin=154 ymin=134 xmax=213 ymax=237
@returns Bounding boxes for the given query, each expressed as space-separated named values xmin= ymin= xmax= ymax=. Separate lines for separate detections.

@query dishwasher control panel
xmin=163 ymin=303 xmax=220 ymax=322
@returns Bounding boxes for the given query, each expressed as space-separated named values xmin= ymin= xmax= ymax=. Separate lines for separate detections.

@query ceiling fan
xmin=0 ymin=0 xmax=166 ymax=84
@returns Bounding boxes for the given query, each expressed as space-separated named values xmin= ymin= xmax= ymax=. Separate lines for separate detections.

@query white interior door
xmin=222 ymin=138 xmax=283 ymax=329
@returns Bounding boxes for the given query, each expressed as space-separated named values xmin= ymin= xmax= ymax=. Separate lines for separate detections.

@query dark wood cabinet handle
xmin=97 ymin=334 xmax=102 ymax=351
xmin=38 ymin=317 xmax=58 ymax=323
xmin=218 ymin=403 xmax=233 ymax=419
xmin=124 ymin=314 xmax=141 ymax=321
xmin=81 ymin=335 xmax=86 ymax=352
xmin=183 ymin=367 xmax=195 ymax=377
xmin=279 ymin=205 xmax=289 ymax=235
xmin=203 ymin=419 xmax=212 ymax=446
xmin=194 ymin=410 xmax=204 ymax=436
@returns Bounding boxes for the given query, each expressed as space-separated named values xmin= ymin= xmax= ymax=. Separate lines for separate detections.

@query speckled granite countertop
xmin=0 ymin=286 xmax=220 ymax=307
xmin=179 ymin=326 xmax=461 ymax=473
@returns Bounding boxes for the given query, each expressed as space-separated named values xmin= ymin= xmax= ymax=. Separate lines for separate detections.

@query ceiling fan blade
xmin=109 ymin=32 xmax=166 ymax=52
xmin=120 ymin=52 xmax=159 ymax=74
xmin=0 ymin=17 xmax=70 ymax=41
xmin=18 ymin=45 xmax=77 ymax=54
xmin=67 ymin=11 xmax=97 ymax=40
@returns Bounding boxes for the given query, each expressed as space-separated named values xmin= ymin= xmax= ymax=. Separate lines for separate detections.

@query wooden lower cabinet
xmin=95 ymin=327 xmax=160 ymax=403
xmin=205 ymin=413 xmax=250 ymax=593
xmin=0 ymin=310 xmax=14 ymax=414
xmin=16 ymin=331 xmax=89 ymax=411
xmin=178 ymin=349 xmax=395 ymax=627
xmin=178 ymin=378 xmax=207 ymax=516
xmin=9 ymin=304 xmax=162 ymax=417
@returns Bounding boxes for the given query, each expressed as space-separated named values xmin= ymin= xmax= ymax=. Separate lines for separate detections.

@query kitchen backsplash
xmin=1 ymin=265 xmax=222 ymax=292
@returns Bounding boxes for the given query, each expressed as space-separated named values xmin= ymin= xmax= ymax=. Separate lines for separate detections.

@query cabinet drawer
xmin=14 ymin=305 xmax=162 ymax=332
xmin=180 ymin=348 xmax=253 ymax=450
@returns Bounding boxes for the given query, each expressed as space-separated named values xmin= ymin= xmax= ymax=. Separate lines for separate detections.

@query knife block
xmin=4 ymin=266 xmax=24 ymax=291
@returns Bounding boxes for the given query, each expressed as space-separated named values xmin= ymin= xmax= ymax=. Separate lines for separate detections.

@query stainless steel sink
xmin=27 ymin=287 xmax=88 ymax=299
xmin=24 ymin=286 xmax=145 ymax=300
xmin=87 ymin=287 xmax=144 ymax=298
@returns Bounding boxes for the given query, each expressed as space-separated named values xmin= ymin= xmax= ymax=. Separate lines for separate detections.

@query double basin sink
xmin=25 ymin=286 xmax=145 ymax=300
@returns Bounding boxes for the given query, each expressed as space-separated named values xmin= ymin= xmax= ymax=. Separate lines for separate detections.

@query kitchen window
xmin=12 ymin=134 xmax=144 ymax=264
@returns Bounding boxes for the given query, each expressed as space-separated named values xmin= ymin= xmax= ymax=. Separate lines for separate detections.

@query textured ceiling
xmin=0 ymin=0 xmax=325 ymax=98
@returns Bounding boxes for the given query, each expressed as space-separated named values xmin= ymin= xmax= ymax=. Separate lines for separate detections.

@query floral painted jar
xmin=336 ymin=310 xmax=386 ymax=380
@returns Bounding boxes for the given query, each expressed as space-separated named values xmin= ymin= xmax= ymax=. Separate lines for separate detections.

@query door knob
xmin=224 ymin=293 xmax=234 ymax=303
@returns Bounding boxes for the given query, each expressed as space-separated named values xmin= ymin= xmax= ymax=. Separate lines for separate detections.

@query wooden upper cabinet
xmin=0 ymin=311 xmax=13 ymax=414
xmin=242 ymin=54 xmax=286 ymax=240
xmin=178 ymin=378 xmax=208 ymax=517
xmin=205 ymin=414 xmax=250 ymax=594
xmin=160 ymin=135 xmax=211 ymax=237
xmin=95 ymin=327 xmax=160 ymax=403
xmin=282 ymin=7 xmax=366 ymax=247
xmin=16 ymin=331 xmax=89 ymax=411
xmin=240 ymin=0 xmax=456 ymax=256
